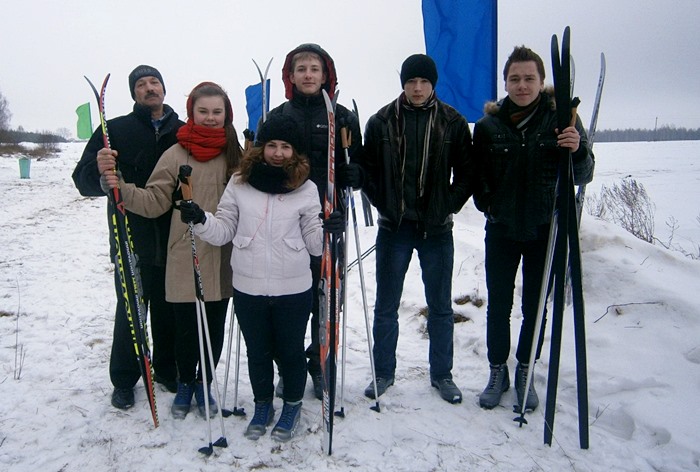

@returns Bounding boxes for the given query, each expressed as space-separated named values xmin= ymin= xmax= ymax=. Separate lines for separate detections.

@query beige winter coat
xmin=119 ymin=144 xmax=233 ymax=303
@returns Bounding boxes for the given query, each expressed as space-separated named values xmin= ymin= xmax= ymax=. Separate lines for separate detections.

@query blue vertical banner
xmin=245 ymin=79 xmax=270 ymax=135
xmin=422 ymin=0 xmax=497 ymax=123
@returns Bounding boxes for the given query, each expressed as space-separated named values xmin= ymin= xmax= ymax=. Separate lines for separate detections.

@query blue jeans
xmin=234 ymin=288 xmax=311 ymax=403
xmin=372 ymin=222 xmax=455 ymax=381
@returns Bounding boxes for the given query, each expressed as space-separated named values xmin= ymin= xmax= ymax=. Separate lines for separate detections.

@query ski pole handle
xmin=178 ymin=165 xmax=194 ymax=201
xmin=340 ymin=126 xmax=351 ymax=151
xmin=570 ymin=97 xmax=581 ymax=127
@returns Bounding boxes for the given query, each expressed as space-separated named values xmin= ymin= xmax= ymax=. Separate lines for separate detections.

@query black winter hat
xmin=128 ymin=65 xmax=165 ymax=100
xmin=256 ymin=114 xmax=303 ymax=153
xmin=400 ymin=54 xmax=438 ymax=88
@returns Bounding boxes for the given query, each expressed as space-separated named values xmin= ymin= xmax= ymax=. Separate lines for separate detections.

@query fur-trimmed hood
xmin=483 ymin=85 xmax=555 ymax=116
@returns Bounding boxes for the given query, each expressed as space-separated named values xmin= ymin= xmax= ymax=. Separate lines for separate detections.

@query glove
xmin=180 ymin=201 xmax=206 ymax=225
xmin=336 ymin=162 xmax=363 ymax=189
xmin=322 ymin=210 xmax=345 ymax=235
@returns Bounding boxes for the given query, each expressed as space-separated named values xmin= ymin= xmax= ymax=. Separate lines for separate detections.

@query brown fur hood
xmin=483 ymin=85 xmax=556 ymax=116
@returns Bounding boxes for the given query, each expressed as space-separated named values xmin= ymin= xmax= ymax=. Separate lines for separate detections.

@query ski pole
xmin=178 ymin=165 xmax=228 ymax=455
xmin=221 ymin=301 xmax=245 ymax=417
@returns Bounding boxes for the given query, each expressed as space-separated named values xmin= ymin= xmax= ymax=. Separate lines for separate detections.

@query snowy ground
xmin=1 ymin=141 xmax=699 ymax=471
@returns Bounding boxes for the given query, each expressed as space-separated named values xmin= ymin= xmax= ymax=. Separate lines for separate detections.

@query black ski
xmin=84 ymin=74 xmax=158 ymax=427
xmin=542 ymin=27 xmax=589 ymax=449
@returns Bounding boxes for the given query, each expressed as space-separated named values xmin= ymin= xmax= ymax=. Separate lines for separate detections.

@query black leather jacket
xmin=473 ymin=92 xmax=594 ymax=241
xmin=361 ymin=96 xmax=474 ymax=236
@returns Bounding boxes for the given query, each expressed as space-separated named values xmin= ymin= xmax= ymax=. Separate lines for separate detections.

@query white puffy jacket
xmin=195 ymin=175 xmax=323 ymax=296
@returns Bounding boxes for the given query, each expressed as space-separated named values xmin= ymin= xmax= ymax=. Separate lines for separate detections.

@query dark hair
xmin=186 ymin=82 xmax=243 ymax=179
xmin=503 ymin=46 xmax=546 ymax=82
xmin=238 ymin=146 xmax=309 ymax=191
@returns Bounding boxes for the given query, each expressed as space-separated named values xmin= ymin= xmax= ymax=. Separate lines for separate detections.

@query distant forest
xmin=595 ymin=126 xmax=700 ymax=142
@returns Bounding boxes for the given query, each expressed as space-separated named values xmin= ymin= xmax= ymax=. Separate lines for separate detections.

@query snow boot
xmin=244 ymin=400 xmax=275 ymax=440
xmin=431 ymin=378 xmax=463 ymax=404
xmin=111 ymin=387 xmax=134 ymax=410
xmin=479 ymin=364 xmax=509 ymax=409
xmin=195 ymin=381 xmax=218 ymax=418
xmin=271 ymin=401 xmax=302 ymax=442
xmin=514 ymin=363 xmax=539 ymax=411
xmin=364 ymin=376 xmax=395 ymax=399
xmin=171 ymin=382 xmax=194 ymax=419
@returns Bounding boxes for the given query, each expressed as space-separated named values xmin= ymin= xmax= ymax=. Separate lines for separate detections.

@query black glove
xmin=180 ymin=201 xmax=206 ymax=225
xmin=336 ymin=162 xmax=363 ymax=189
xmin=322 ymin=210 xmax=345 ymax=234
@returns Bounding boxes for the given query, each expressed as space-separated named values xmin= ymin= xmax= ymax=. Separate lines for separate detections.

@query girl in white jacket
xmin=180 ymin=114 xmax=342 ymax=442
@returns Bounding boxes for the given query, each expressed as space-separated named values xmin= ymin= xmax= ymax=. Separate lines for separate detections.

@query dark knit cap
xmin=400 ymin=54 xmax=438 ymax=88
xmin=128 ymin=65 xmax=165 ymax=100
xmin=256 ymin=114 xmax=303 ymax=152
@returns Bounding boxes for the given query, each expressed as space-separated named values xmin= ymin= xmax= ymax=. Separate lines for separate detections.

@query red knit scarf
xmin=176 ymin=121 xmax=227 ymax=162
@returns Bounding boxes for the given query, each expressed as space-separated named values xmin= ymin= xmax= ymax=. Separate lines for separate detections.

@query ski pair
xmin=512 ymin=27 xmax=590 ymax=450
xmin=84 ymin=75 xmax=158 ymax=428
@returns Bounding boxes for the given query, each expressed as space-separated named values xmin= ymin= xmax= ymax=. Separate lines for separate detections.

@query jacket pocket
xmin=232 ymin=235 xmax=255 ymax=277
xmin=281 ymin=237 xmax=309 ymax=278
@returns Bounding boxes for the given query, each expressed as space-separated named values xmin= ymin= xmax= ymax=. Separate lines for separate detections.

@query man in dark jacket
xmin=360 ymin=54 xmax=473 ymax=404
xmin=266 ymin=43 xmax=363 ymax=401
xmin=72 ymin=65 xmax=184 ymax=409
xmin=472 ymin=46 xmax=594 ymax=411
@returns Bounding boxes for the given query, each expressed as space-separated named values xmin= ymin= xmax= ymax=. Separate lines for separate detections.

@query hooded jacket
xmin=72 ymin=103 xmax=183 ymax=267
xmin=361 ymin=96 xmax=474 ymax=235
xmin=472 ymin=89 xmax=594 ymax=241
xmin=268 ymin=43 xmax=362 ymax=204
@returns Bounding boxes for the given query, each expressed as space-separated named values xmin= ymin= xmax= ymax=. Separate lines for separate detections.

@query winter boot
xmin=171 ymin=382 xmax=194 ymax=419
xmin=195 ymin=381 xmax=218 ymax=418
xmin=309 ymin=370 xmax=324 ymax=401
xmin=271 ymin=401 xmax=302 ymax=442
xmin=244 ymin=400 xmax=275 ymax=440
xmin=111 ymin=387 xmax=135 ymax=410
xmin=364 ymin=376 xmax=395 ymax=399
xmin=479 ymin=364 xmax=509 ymax=409
xmin=514 ymin=363 xmax=539 ymax=411
xmin=431 ymin=378 xmax=463 ymax=404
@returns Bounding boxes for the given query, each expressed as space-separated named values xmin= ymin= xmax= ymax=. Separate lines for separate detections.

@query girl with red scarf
xmin=104 ymin=82 xmax=243 ymax=419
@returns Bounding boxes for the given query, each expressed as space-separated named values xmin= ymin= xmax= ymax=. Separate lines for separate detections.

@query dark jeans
xmin=306 ymin=255 xmax=322 ymax=374
xmin=484 ymin=227 xmax=549 ymax=365
xmin=110 ymin=264 xmax=176 ymax=389
xmin=172 ymin=299 xmax=229 ymax=384
xmin=234 ymin=288 xmax=311 ymax=403
xmin=372 ymin=222 xmax=455 ymax=381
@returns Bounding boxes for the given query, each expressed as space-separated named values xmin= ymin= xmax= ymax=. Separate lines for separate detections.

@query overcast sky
xmin=2 ymin=0 xmax=699 ymax=138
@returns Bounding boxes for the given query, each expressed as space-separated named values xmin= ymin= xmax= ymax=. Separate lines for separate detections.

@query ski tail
xmin=85 ymin=75 xmax=158 ymax=428
xmin=320 ymin=89 xmax=340 ymax=455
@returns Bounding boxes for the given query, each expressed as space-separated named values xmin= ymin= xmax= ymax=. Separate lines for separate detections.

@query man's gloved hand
xmin=336 ymin=162 xmax=363 ymax=189
xmin=180 ymin=201 xmax=206 ymax=225
xmin=322 ymin=210 xmax=344 ymax=234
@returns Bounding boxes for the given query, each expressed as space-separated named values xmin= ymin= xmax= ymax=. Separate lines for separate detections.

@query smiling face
xmin=289 ymin=55 xmax=327 ymax=96
xmin=192 ymin=95 xmax=226 ymax=128
xmin=263 ymin=140 xmax=293 ymax=167
xmin=505 ymin=60 xmax=544 ymax=107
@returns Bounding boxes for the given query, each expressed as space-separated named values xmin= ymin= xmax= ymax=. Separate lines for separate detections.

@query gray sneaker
xmin=514 ymin=363 xmax=539 ymax=411
xmin=431 ymin=378 xmax=463 ymax=404
xmin=479 ymin=364 xmax=509 ymax=409
xmin=364 ymin=376 xmax=394 ymax=399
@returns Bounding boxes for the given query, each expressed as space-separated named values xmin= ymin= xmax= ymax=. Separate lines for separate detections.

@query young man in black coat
xmin=473 ymin=46 xmax=594 ymax=411
xmin=72 ymin=65 xmax=184 ymax=409
xmin=265 ymin=43 xmax=363 ymax=401
xmin=360 ymin=54 xmax=474 ymax=404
